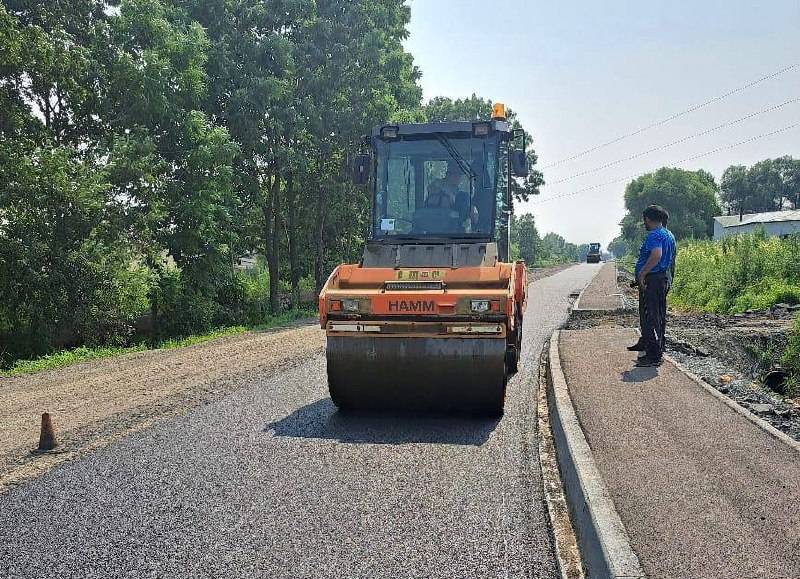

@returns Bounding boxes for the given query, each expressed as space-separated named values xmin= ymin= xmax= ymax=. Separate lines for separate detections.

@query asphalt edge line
xmin=664 ymin=353 xmax=800 ymax=453
xmin=573 ymin=277 xmax=591 ymax=311
xmin=546 ymin=331 xmax=646 ymax=579
xmin=538 ymin=347 xmax=585 ymax=579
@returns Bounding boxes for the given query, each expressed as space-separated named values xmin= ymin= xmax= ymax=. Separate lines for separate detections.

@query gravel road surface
xmin=0 ymin=265 xmax=599 ymax=579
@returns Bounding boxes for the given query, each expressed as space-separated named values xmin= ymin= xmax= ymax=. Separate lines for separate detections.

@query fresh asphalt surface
xmin=0 ymin=264 xmax=601 ymax=579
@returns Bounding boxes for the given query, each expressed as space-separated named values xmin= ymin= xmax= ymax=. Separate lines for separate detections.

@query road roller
xmin=319 ymin=103 xmax=530 ymax=415
xmin=587 ymin=242 xmax=602 ymax=263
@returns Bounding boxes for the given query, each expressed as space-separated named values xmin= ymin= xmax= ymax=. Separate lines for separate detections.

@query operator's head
xmin=445 ymin=161 xmax=461 ymax=186
xmin=642 ymin=205 xmax=669 ymax=231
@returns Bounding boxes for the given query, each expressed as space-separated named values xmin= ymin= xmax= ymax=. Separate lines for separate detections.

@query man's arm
xmin=638 ymin=246 xmax=662 ymax=287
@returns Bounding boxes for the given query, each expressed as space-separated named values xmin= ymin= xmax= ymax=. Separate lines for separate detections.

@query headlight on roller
xmin=470 ymin=299 xmax=491 ymax=313
xmin=341 ymin=298 xmax=360 ymax=312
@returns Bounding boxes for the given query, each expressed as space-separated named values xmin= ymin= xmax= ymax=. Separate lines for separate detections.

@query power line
xmin=530 ymin=122 xmax=800 ymax=206
xmin=547 ymin=97 xmax=800 ymax=185
xmin=541 ymin=63 xmax=799 ymax=170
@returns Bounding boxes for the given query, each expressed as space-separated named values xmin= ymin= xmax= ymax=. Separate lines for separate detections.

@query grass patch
xmin=662 ymin=232 xmax=800 ymax=390
xmin=1 ymin=344 xmax=149 ymax=377
xmin=249 ymin=307 xmax=317 ymax=331
xmin=1 ymin=308 xmax=317 ymax=378
xmin=669 ymin=231 xmax=800 ymax=314
xmin=782 ymin=314 xmax=800 ymax=395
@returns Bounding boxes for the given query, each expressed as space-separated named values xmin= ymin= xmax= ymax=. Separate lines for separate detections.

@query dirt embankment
xmin=0 ymin=322 xmax=324 ymax=492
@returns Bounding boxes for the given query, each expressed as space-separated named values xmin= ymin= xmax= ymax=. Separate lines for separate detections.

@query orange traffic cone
xmin=38 ymin=412 xmax=57 ymax=451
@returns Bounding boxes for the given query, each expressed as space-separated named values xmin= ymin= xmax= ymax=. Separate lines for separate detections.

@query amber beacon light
xmin=491 ymin=102 xmax=507 ymax=120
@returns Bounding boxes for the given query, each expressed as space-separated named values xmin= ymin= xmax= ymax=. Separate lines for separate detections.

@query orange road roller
xmin=319 ymin=104 xmax=530 ymax=415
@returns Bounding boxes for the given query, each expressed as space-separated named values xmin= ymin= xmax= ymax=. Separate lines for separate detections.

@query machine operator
xmin=425 ymin=161 xmax=479 ymax=231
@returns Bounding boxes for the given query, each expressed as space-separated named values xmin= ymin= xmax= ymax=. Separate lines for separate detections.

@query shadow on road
xmin=266 ymin=398 xmax=500 ymax=446
xmin=621 ymin=366 xmax=659 ymax=383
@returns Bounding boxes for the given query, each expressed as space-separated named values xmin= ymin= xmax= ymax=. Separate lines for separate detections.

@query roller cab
xmin=320 ymin=108 xmax=530 ymax=414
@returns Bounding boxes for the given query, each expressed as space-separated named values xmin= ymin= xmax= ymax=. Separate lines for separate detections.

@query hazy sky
xmin=405 ymin=0 xmax=800 ymax=246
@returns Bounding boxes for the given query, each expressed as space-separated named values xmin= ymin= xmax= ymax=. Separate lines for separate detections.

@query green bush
xmin=670 ymin=231 xmax=800 ymax=314
xmin=783 ymin=314 xmax=800 ymax=390
xmin=150 ymin=266 xmax=313 ymax=340
xmin=238 ymin=268 xmax=272 ymax=324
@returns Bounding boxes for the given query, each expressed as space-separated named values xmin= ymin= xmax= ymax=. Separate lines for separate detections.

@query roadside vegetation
xmin=511 ymin=213 xmax=588 ymax=266
xmin=670 ymin=232 xmax=800 ymax=314
xmin=0 ymin=3 xmax=552 ymax=370
xmin=1 ymin=308 xmax=315 ymax=378
xmin=669 ymin=232 xmax=800 ymax=391
xmin=784 ymin=315 xmax=800 ymax=392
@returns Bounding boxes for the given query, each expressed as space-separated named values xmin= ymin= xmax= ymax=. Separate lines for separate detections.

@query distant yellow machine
xmin=319 ymin=104 xmax=529 ymax=415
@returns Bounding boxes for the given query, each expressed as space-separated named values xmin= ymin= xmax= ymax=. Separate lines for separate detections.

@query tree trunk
xmin=286 ymin=172 xmax=300 ymax=309
xmin=268 ymin=173 xmax=281 ymax=314
xmin=314 ymin=186 xmax=326 ymax=297
xmin=259 ymin=172 xmax=274 ymax=322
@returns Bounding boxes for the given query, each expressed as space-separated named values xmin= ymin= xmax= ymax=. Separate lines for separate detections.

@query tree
xmin=749 ymin=159 xmax=787 ymax=212
xmin=620 ymin=167 xmax=721 ymax=251
xmin=0 ymin=2 xmax=151 ymax=359
xmin=421 ymin=94 xmax=545 ymax=202
xmin=720 ymin=156 xmax=800 ymax=214
xmin=510 ymin=213 xmax=541 ymax=264
xmin=174 ymin=0 xmax=302 ymax=314
xmin=100 ymin=0 xmax=244 ymax=331
xmin=720 ymin=165 xmax=754 ymax=214
xmin=775 ymin=156 xmax=800 ymax=209
xmin=292 ymin=0 xmax=423 ymax=295
xmin=539 ymin=232 xmax=580 ymax=264
xmin=608 ymin=235 xmax=627 ymax=259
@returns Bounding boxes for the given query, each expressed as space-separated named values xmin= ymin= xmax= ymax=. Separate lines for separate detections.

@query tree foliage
xmin=510 ymin=213 xmax=540 ymax=264
xmin=421 ymin=94 xmax=545 ymax=202
xmin=720 ymin=156 xmax=800 ymax=214
xmin=509 ymin=212 xmax=582 ymax=266
xmin=619 ymin=167 xmax=721 ymax=253
xmin=607 ymin=235 xmax=627 ymax=259
xmin=1 ymin=1 xmax=550 ymax=365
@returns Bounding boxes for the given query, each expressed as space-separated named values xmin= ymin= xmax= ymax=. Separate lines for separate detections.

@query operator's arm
xmin=637 ymin=246 xmax=662 ymax=288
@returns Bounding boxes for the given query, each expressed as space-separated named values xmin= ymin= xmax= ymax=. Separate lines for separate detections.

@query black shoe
xmin=635 ymin=356 xmax=662 ymax=367
xmin=627 ymin=342 xmax=646 ymax=352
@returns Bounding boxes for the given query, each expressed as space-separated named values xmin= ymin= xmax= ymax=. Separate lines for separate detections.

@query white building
xmin=713 ymin=209 xmax=800 ymax=240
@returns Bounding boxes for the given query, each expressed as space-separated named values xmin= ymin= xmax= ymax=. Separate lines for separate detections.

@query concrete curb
xmin=664 ymin=354 xmax=800 ymax=454
xmin=546 ymin=331 xmax=646 ymax=579
xmin=573 ymin=279 xmax=591 ymax=311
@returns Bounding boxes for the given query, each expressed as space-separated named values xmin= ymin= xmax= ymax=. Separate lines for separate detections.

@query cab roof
xmin=371 ymin=119 xmax=510 ymax=139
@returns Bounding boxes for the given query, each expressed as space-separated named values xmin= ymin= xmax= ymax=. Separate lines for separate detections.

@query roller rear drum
xmin=326 ymin=336 xmax=507 ymax=415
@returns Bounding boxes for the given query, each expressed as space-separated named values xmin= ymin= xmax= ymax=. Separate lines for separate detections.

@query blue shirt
xmin=635 ymin=226 xmax=676 ymax=276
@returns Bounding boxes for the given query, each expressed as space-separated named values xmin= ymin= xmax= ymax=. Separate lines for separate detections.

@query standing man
xmin=627 ymin=205 xmax=676 ymax=367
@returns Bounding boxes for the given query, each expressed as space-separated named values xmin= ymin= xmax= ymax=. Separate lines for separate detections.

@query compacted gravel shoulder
xmin=0 ymin=322 xmax=324 ymax=491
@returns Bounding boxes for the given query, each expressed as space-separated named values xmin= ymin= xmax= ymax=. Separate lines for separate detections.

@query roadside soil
xmin=0 ymin=321 xmax=324 ymax=492
xmin=568 ymin=268 xmax=800 ymax=441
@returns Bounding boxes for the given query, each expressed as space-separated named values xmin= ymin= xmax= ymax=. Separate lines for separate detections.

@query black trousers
xmin=639 ymin=271 xmax=669 ymax=359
